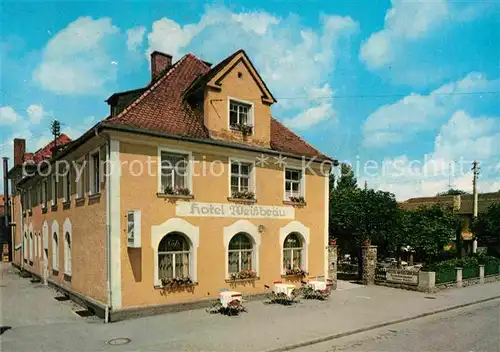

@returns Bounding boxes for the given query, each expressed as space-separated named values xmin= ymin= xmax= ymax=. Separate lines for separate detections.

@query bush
xmin=422 ymin=257 xmax=479 ymax=272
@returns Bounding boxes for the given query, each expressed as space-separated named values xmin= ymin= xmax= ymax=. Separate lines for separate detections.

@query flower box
xmin=163 ymin=186 xmax=191 ymax=196
xmin=229 ymin=270 xmax=257 ymax=281
xmin=230 ymin=191 xmax=255 ymax=200
xmin=160 ymin=276 xmax=193 ymax=288
xmin=231 ymin=123 xmax=253 ymax=137
xmin=284 ymin=268 xmax=308 ymax=277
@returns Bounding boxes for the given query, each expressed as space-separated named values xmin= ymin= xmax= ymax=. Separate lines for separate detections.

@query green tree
xmin=329 ymin=185 xmax=401 ymax=258
xmin=401 ymin=205 xmax=460 ymax=263
xmin=437 ymin=188 xmax=469 ymax=196
xmin=473 ymin=202 xmax=500 ymax=255
xmin=336 ymin=163 xmax=357 ymax=191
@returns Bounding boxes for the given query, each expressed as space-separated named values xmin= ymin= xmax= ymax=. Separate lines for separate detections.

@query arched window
xmin=23 ymin=232 xmax=28 ymax=262
xmin=52 ymin=232 xmax=59 ymax=271
xmin=158 ymin=232 xmax=190 ymax=279
xmin=283 ymin=233 xmax=303 ymax=271
xmin=64 ymin=232 xmax=72 ymax=275
xmin=228 ymin=232 xmax=253 ymax=274
xmin=38 ymin=232 xmax=42 ymax=258
xmin=34 ymin=232 xmax=38 ymax=260
xmin=29 ymin=232 xmax=33 ymax=264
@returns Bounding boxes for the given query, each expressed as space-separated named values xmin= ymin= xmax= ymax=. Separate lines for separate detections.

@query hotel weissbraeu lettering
xmin=8 ymin=49 xmax=334 ymax=319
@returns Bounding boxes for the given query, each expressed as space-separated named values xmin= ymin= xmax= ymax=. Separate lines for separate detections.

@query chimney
xmin=151 ymin=51 xmax=172 ymax=81
xmin=13 ymin=138 xmax=26 ymax=166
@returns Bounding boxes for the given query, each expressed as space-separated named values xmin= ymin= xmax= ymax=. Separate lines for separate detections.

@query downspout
xmin=104 ymin=133 xmax=112 ymax=322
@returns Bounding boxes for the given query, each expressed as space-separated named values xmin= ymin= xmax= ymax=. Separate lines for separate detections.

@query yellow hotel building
xmin=8 ymin=49 xmax=334 ymax=320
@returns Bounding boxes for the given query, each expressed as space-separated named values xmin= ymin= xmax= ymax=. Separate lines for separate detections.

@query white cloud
xmin=231 ymin=12 xmax=279 ymax=35
xmin=363 ymin=110 xmax=500 ymax=200
xmin=126 ymin=26 xmax=146 ymax=51
xmin=0 ymin=106 xmax=21 ymax=125
xmin=33 ymin=16 xmax=119 ymax=95
xmin=283 ymin=103 xmax=335 ymax=130
xmin=362 ymin=72 xmax=500 ymax=148
xmin=360 ymin=0 xmax=449 ymax=70
xmin=26 ymin=104 xmax=49 ymax=124
xmin=145 ymin=6 xmax=358 ymax=129
xmin=360 ymin=0 xmax=492 ymax=74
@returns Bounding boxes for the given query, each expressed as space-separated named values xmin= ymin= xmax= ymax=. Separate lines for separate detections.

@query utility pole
xmin=51 ymin=120 xmax=61 ymax=154
xmin=472 ymin=160 xmax=480 ymax=253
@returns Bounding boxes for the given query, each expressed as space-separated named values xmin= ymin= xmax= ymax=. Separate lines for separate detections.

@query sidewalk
xmin=2 ymin=263 xmax=500 ymax=351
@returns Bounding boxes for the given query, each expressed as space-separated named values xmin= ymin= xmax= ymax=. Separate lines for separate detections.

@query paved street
xmin=298 ymin=299 xmax=500 ymax=352
xmin=1 ymin=263 xmax=500 ymax=351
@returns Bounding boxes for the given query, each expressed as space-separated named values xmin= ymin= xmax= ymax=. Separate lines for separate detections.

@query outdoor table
xmin=308 ymin=280 xmax=327 ymax=291
xmin=219 ymin=291 xmax=242 ymax=308
xmin=274 ymin=283 xmax=296 ymax=298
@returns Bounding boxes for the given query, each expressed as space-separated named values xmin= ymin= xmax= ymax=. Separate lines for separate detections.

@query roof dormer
xmin=185 ymin=50 xmax=276 ymax=148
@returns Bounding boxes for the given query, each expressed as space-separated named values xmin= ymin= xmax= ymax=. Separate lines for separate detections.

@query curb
xmin=268 ymin=295 xmax=500 ymax=352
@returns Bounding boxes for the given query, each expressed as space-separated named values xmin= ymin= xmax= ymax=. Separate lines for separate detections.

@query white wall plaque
xmin=176 ymin=201 xmax=295 ymax=219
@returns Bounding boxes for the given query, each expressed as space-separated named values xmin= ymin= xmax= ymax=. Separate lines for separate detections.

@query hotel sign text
xmin=176 ymin=201 xmax=295 ymax=219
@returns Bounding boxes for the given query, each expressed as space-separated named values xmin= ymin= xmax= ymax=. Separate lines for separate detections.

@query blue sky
xmin=1 ymin=0 xmax=499 ymax=199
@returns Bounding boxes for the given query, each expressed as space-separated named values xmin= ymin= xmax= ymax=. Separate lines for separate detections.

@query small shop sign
xmin=386 ymin=269 xmax=418 ymax=285
xmin=176 ymin=201 xmax=295 ymax=219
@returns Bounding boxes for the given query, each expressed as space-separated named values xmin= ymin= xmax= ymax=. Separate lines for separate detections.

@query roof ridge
xmin=108 ymin=53 xmax=194 ymax=123
xmin=271 ymin=117 xmax=329 ymax=159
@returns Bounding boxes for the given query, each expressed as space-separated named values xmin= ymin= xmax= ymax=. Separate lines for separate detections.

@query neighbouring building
xmin=400 ymin=192 xmax=500 ymax=253
xmin=0 ymin=196 xmax=9 ymax=261
xmin=8 ymin=49 xmax=334 ymax=319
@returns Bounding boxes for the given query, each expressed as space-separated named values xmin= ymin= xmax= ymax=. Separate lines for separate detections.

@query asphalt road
xmin=297 ymin=299 xmax=500 ymax=352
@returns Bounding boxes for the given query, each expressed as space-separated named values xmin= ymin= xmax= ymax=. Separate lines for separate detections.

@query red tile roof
xmin=106 ymin=51 xmax=332 ymax=161
xmin=24 ymin=134 xmax=72 ymax=164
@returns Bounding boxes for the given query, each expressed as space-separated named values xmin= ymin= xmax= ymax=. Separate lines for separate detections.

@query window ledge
xmin=51 ymin=204 xmax=58 ymax=212
xmin=156 ymin=193 xmax=194 ymax=200
xmin=283 ymin=200 xmax=307 ymax=207
xmin=281 ymin=274 xmax=307 ymax=278
xmin=227 ymin=197 xmax=257 ymax=204
xmin=52 ymin=269 xmax=59 ymax=276
xmin=88 ymin=193 xmax=101 ymax=200
xmin=64 ymin=273 xmax=72 ymax=282
xmin=75 ymin=197 xmax=85 ymax=205
xmin=41 ymin=207 xmax=48 ymax=214
xmin=154 ymin=282 xmax=199 ymax=290
xmin=225 ymin=277 xmax=260 ymax=283
xmin=62 ymin=201 xmax=71 ymax=209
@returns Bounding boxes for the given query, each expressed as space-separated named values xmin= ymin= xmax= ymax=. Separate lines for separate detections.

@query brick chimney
xmin=13 ymin=138 xmax=26 ymax=166
xmin=151 ymin=51 xmax=172 ymax=81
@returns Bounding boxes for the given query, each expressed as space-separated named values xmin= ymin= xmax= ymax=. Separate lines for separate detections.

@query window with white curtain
xmin=228 ymin=233 xmax=253 ymax=274
xmin=230 ymin=161 xmax=252 ymax=195
xmin=52 ymin=232 xmax=59 ymax=271
xmin=23 ymin=233 xmax=27 ymax=262
xmin=160 ymin=152 xmax=189 ymax=191
xmin=64 ymin=232 xmax=72 ymax=275
xmin=63 ymin=168 xmax=71 ymax=202
xmin=158 ymin=232 xmax=190 ymax=279
xmin=285 ymin=169 xmax=303 ymax=199
xmin=29 ymin=232 xmax=33 ymax=264
xmin=89 ymin=151 xmax=101 ymax=194
xmin=283 ymin=233 xmax=303 ymax=271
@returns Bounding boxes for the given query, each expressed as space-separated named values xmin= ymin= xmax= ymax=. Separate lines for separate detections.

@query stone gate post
xmin=361 ymin=245 xmax=377 ymax=285
xmin=328 ymin=242 xmax=338 ymax=290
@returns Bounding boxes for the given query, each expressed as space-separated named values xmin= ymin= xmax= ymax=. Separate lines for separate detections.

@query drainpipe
xmin=105 ymin=136 xmax=112 ymax=323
